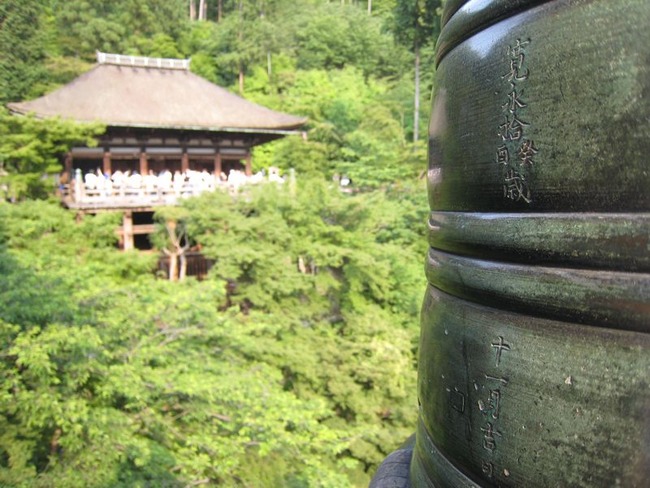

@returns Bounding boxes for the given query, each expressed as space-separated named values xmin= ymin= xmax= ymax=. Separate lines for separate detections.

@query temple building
xmin=8 ymin=52 xmax=306 ymax=250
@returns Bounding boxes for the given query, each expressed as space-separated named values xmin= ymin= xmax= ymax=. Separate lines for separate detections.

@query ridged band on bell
xmin=428 ymin=212 xmax=650 ymax=272
xmin=414 ymin=0 xmax=650 ymax=486
xmin=425 ymin=247 xmax=649 ymax=333
xmin=416 ymin=286 xmax=649 ymax=487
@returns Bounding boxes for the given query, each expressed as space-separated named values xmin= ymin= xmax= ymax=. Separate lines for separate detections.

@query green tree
xmin=290 ymin=3 xmax=408 ymax=79
xmin=393 ymin=0 xmax=442 ymax=142
xmin=54 ymin=0 xmax=187 ymax=59
xmin=0 ymin=199 xmax=353 ymax=487
xmin=0 ymin=108 xmax=104 ymax=200
xmin=248 ymin=67 xmax=420 ymax=187
xmin=176 ymin=180 xmax=426 ymax=477
xmin=0 ymin=0 xmax=51 ymax=103
xmin=151 ymin=206 xmax=192 ymax=281
xmin=0 ymin=181 xmax=427 ymax=485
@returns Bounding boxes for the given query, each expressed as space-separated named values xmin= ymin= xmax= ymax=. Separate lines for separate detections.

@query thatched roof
xmin=8 ymin=52 xmax=306 ymax=133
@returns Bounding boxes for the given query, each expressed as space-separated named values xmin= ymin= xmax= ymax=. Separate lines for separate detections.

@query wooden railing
xmin=61 ymin=169 xmax=286 ymax=209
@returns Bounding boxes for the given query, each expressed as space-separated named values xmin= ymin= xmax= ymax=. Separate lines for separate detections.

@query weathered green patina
xmin=410 ymin=0 xmax=650 ymax=486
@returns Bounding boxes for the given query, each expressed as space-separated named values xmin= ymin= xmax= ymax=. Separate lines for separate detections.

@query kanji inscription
xmin=475 ymin=336 xmax=512 ymax=479
xmin=496 ymin=38 xmax=537 ymax=203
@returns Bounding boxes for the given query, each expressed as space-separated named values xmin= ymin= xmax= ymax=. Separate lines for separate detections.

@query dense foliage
xmin=0 ymin=108 xmax=105 ymax=201
xmin=0 ymin=180 xmax=427 ymax=486
xmin=0 ymin=0 xmax=442 ymax=486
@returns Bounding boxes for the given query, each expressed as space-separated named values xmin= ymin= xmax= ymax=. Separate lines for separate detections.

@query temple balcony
xmin=61 ymin=168 xmax=286 ymax=211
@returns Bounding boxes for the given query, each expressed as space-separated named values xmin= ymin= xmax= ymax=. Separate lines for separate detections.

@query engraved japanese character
xmin=518 ymin=139 xmax=538 ymax=166
xmin=503 ymin=57 xmax=529 ymax=82
xmin=507 ymin=39 xmax=530 ymax=60
xmin=503 ymin=169 xmax=531 ymax=203
xmin=495 ymin=145 xmax=510 ymax=165
xmin=481 ymin=461 xmax=495 ymax=478
xmin=502 ymin=87 xmax=527 ymax=113
xmin=481 ymin=422 xmax=502 ymax=452
xmin=498 ymin=115 xmax=528 ymax=142
xmin=491 ymin=336 xmax=512 ymax=366
xmin=505 ymin=39 xmax=530 ymax=82
xmin=478 ymin=389 xmax=501 ymax=420
xmin=485 ymin=374 xmax=509 ymax=386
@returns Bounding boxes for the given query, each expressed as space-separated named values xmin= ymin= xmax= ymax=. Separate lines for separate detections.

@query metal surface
xmin=415 ymin=287 xmax=649 ymax=487
xmin=414 ymin=0 xmax=650 ymax=486
xmin=436 ymin=0 xmax=549 ymax=66
xmin=428 ymin=212 xmax=650 ymax=272
xmin=427 ymin=0 xmax=650 ymax=212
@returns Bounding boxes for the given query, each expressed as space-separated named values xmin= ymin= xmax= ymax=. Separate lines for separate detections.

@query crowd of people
xmin=73 ymin=167 xmax=285 ymax=200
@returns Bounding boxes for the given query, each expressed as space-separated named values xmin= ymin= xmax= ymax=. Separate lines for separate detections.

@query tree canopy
xmin=0 ymin=180 xmax=428 ymax=486
xmin=0 ymin=108 xmax=104 ymax=200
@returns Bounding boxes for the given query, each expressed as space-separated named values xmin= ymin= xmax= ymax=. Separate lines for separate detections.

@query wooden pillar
xmin=245 ymin=153 xmax=252 ymax=176
xmin=62 ymin=152 xmax=73 ymax=184
xmin=65 ymin=152 xmax=73 ymax=173
xmin=181 ymin=152 xmax=189 ymax=173
xmin=102 ymin=150 xmax=112 ymax=175
xmin=123 ymin=211 xmax=134 ymax=251
xmin=139 ymin=151 xmax=148 ymax=175
xmin=213 ymin=152 xmax=222 ymax=177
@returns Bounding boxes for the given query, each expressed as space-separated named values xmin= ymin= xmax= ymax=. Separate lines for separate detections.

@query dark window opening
xmin=134 ymin=233 xmax=153 ymax=251
xmin=133 ymin=211 xmax=155 ymax=251
xmin=133 ymin=211 xmax=154 ymax=226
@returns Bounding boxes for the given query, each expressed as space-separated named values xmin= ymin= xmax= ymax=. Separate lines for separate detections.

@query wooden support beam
xmin=65 ymin=152 xmax=73 ymax=173
xmin=122 ymin=211 xmax=134 ymax=251
xmin=139 ymin=151 xmax=148 ymax=175
xmin=245 ymin=153 xmax=252 ymax=176
xmin=63 ymin=152 xmax=73 ymax=184
xmin=214 ymin=152 xmax=222 ymax=178
xmin=132 ymin=223 xmax=155 ymax=235
xmin=102 ymin=150 xmax=112 ymax=175
xmin=181 ymin=151 xmax=190 ymax=173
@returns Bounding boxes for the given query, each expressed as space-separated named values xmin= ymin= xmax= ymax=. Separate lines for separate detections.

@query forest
xmin=0 ymin=1 xmax=442 ymax=486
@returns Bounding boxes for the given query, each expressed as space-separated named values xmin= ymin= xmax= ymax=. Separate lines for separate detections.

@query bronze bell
xmin=373 ymin=0 xmax=650 ymax=486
